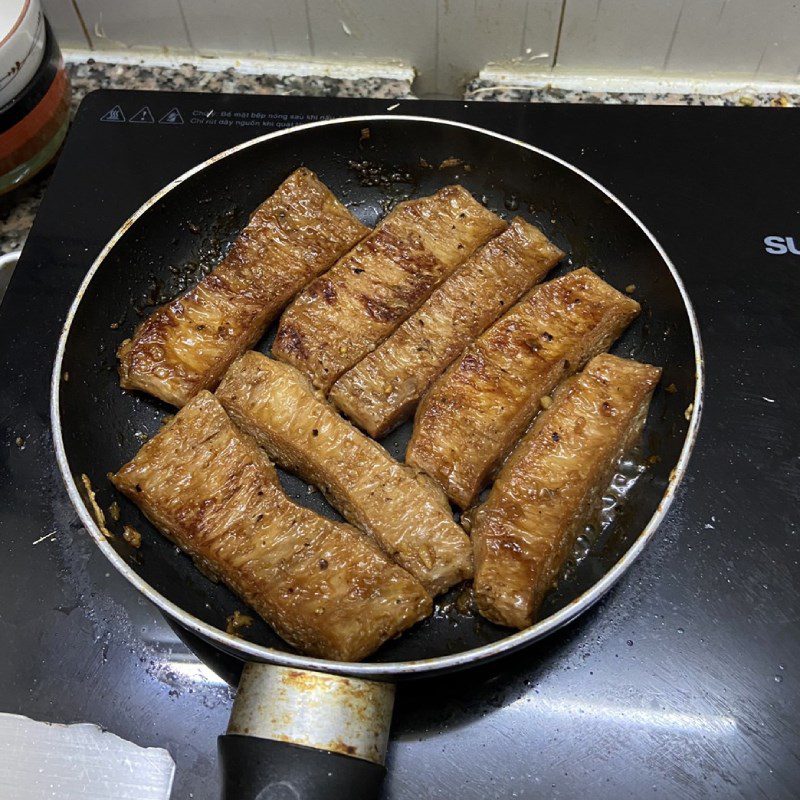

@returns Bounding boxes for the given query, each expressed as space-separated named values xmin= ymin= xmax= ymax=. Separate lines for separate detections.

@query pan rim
xmin=51 ymin=113 xmax=704 ymax=678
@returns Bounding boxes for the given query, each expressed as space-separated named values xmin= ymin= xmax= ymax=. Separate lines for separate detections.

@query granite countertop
xmin=0 ymin=59 xmax=796 ymax=255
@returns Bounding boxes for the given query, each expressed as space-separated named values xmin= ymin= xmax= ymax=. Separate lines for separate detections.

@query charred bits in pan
xmin=347 ymin=158 xmax=413 ymax=189
xmin=134 ymin=207 xmax=242 ymax=316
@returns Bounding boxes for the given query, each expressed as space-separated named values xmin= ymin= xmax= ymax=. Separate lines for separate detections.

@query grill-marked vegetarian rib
xmin=217 ymin=352 xmax=472 ymax=596
xmin=111 ymin=391 xmax=431 ymax=661
xmin=471 ymin=354 xmax=661 ymax=628
xmin=407 ymin=268 xmax=641 ymax=509
xmin=330 ymin=218 xmax=563 ymax=437
xmin=118 ymin=168 xmax=369 ymax=407
xmin=272 ymin=185 xmax=505 ymax=392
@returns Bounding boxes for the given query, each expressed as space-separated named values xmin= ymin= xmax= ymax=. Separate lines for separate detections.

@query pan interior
xmin=57 ymin=118 xmax=696 ymax=666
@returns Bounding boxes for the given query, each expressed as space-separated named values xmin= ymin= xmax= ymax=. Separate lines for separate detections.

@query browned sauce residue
xmin=80 ymin=474 xmax=113 ymax=538
xmin=122 ymin=525 xmax=142 ymax=548
xmin=226 ymin=609 xmax=254 ymax=636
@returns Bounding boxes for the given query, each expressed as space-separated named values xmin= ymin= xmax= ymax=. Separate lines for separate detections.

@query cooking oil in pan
xmin=562 ymin=451 xmax=648 ymax=583
xmin=438 ymin=449 xmax=649 ymax=622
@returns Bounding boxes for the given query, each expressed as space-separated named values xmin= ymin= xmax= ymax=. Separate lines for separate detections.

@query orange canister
xmin=0 ymin=0 xmax=71 ymax=194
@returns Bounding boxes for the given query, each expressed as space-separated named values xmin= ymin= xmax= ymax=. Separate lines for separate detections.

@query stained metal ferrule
xmin=228 ymin=664 xmax=395 ymax=765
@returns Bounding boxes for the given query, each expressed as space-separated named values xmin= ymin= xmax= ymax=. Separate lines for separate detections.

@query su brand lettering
xmin=764 ymin=236 xmax=800 ymax=255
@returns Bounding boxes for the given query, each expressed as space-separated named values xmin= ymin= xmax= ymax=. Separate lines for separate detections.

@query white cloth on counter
xmin=0 ymin=713 xmax=174 ymax=800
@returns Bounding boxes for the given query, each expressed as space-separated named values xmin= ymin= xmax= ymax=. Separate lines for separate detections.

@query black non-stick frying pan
xmin=52 ymin=116 xmax=703 ymax=799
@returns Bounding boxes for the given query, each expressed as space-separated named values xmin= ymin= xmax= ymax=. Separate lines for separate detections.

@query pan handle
xmin=219 ymin=663 xmax=394 ymax=800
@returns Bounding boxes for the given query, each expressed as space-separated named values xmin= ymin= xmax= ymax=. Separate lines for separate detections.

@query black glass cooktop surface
xmin=1 ymin=90 xmax=797 ymax=799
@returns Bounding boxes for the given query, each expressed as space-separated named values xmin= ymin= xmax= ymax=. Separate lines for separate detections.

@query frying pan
xmin=51 ymin=115 xmax=703 ymax=799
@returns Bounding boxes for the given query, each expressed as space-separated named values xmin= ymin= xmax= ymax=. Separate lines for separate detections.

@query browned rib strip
xmin=111 ymin=391 xmax=431 ymax=661
xmin=330 ymin=218 xmax=564 ymax=437
xmin=118 ymin=168 xmax=369 ymax=407
xmin=272 ymin=185 xmax=505 ymax=393
xmin=406 ymin=268 xmax=641 ymax=509
xmin=471 ymin=354 xmax=661 ymax=628
xmin=217 ymin=352 xmax=472 ymax=596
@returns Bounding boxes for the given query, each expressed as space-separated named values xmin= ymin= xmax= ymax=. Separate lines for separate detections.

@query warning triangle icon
xmin=100 ymin=105 xmax=125 ymax=122
xmin=130 ymin=106 xmax=155 ymax=124
xmin=159 ymin=107 xmax=184 ymax=125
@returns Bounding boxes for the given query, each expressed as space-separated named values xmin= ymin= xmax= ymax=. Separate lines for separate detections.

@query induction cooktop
xmin=1 ymin=89 xmax=797 ymax=800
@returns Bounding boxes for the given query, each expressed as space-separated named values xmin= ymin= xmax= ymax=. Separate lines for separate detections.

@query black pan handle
xmin=219 ymin=664 xmax=395 ymax=800
xmin=219 ymin=734 xmax=385 ymax=800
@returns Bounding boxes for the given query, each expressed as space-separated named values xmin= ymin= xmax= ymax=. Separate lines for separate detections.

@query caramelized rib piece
xmin=111 ymin=392 xmax=431 ymax=661
xmin=407 ymin=268 xmax=641 ymax=509
xmin=472 ymin=354 xmax=661 ymax=628
xmin=330 ymin=218 xmax=563 ymax=437
xmin=118 ymin=168 xmax=369 ymax=407
xmin=272 ymin=185 xmax=505 ymax=392
xmin=217 ymin=352 xmax=472 ymax=596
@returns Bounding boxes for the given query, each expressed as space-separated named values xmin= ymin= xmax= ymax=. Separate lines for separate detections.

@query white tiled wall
xmin=42 ymin=0 xmax=800 ymax=95
xmin=41 ymin=0 xmax=89 ymax=48
xmin=555 ymin=0 xmax=800 ymax=80
xmin=74 ymin=0 xmax=192 ymax=51
xmin=183 ymin=0 xmax=312 ymax=58
xmin=303 ymin=1 xmax=436 ymax=72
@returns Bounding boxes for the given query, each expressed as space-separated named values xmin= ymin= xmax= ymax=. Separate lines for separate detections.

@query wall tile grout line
xmin=304 ymin=0 xmax=316 ymax=58
xmin=175 ymin=0 xmax=196 ymax=55
xmin=433 ymin=0 xmax=440 ymax=96
xmin=552 ymin=0 xmax=568 ymax=70
xmin=519 ymin=0 xmax=530 ymax=58
xmin=70 ymin=0 xmax=93 ymax=51
xmin=662 ymin=0 xmax=686 ymax=72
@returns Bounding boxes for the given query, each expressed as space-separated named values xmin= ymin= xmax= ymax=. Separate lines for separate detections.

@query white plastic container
xmin=0 ymin=0 xmax=46 ymax=109
xmin=0 ymin=0 xmax=70 ymax=194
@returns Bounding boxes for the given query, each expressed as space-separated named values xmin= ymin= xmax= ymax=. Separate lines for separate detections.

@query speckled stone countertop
xmin=463 ymin=78 xmax=798 ymax=106
xmin=0 ymin=59 xmax=796 ymax=255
